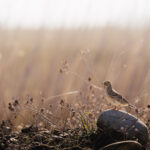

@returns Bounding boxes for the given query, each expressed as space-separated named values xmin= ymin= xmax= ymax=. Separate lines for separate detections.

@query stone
xmin=100 ymin=140 xmax=144 ymax=150
xmin=97 ymin=109 xmax=148 ymax=147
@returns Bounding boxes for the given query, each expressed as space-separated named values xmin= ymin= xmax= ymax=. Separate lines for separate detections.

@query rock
xmin=21 ymin=125 xmax=38 ymax=133
xmin=21 ymin=125 xmax=33 ymax=133
xmin=39 ymin=129 xmax=51 ymax=135
xmin=100 ymin=140 xmax=144 ymax=150
xmin=97 ymin=109 xmax=148 ymax=147
xmin=10 ymin=137 xmax=18 ymax=144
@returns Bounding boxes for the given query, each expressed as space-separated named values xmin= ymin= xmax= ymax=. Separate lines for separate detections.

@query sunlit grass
xmin=0 ymin=26 xmax=150 ymax=122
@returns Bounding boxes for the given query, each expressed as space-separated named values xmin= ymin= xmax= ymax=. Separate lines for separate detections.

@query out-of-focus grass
xmin=0 ymin=26 xmax=150 ymax=121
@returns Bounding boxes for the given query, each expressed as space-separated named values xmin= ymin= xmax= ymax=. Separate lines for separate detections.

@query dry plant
xmin=0 ymin=26 xmax=150 ymax=149
xmin=5 ymin=63 xmax=150 ymax=149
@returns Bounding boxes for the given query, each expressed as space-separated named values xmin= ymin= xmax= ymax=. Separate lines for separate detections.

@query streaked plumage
xmin=104 ymin=81 xmax=135 ymax=109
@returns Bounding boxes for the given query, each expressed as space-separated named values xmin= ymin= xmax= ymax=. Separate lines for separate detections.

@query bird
xmin=103 ymin=81 xmax=135 ymax=110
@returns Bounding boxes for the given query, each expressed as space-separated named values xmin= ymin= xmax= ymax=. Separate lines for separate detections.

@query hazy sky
xmin=0 ymin=0 xmax=150 ymax=28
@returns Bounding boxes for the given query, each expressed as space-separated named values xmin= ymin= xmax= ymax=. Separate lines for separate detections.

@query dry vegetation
xmin=0 ymin=26 xmax=150 ymax=149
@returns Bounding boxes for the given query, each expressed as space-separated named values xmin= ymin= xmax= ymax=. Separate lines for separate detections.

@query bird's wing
xmin=109 ymin=90 xmax=122 ymax=100
xmin=110 ymin=90 xmax=129 ymax=104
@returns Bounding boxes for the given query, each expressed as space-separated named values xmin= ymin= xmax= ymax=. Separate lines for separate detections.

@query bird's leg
xmin=113 ymin=105 xmax=120 ymax=110
xmin=113 ymin=106 xmax=117 ymax=110
xmin=116 ymin=105 xmax=120 ymax=110
xmin=111 ymin=106 xmax=116 ymax=110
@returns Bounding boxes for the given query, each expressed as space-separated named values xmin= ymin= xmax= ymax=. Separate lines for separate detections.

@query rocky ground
xmin=0 ymin=119 xmax=149 ymax=150
xmin=0 ymin=121 xmax=99 ymax=150
xmin=1 ymin=99 xmax=150 ymax=150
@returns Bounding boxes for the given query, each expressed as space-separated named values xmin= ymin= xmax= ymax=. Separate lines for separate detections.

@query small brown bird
xmin=104 ymin=81 xmax=135 ymax=110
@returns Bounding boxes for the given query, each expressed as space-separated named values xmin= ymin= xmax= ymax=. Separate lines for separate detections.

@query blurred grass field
xmin=0 ymin=26 xmax=150 ymax=120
